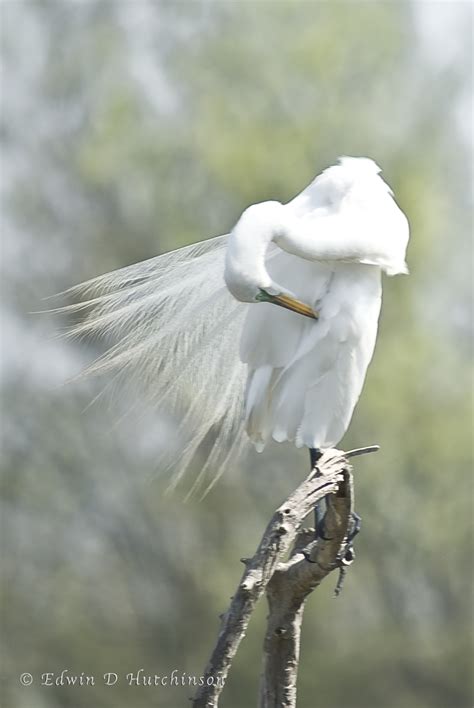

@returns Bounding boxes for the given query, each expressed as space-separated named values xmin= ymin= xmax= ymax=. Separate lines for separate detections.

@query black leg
xmin=309 ymin=447 xmax=322 ymax=469
xmin=314 ymin=498 xmax=326 ymax=537
xmin=347 ymin=512 xmax=361 ymax=544
xmin=309 ymin=449 xmax=331 ymax=539
xmin=334 ymin=512 xmax=362 ymax=596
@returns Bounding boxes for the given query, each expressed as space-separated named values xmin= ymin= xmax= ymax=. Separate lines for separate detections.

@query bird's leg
xmin=347 ymin=511 xmax=361 ymax=545
xmin=334 ymin=512 xmax=362 ymax=596
xmin=309 ymin=447 xmax=323 ymax=470
xmin=309 ymin=448 xmax=331 ymax=540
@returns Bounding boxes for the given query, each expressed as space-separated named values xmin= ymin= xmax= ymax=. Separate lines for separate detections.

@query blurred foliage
xmin=1 ymin=1 xmax=472 ymax=707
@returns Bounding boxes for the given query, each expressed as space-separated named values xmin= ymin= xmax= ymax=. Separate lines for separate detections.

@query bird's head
xmin=224 ymin=156 xmax=407 ymax=316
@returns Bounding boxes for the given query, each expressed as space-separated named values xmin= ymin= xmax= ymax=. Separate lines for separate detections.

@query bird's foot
xmin=333 ymin=512 xmax=361 ymax=597
xmin=347 ymin=511 xmax=361 ymax=544
xmin=334 ymin=554 xmax=353 ymax=597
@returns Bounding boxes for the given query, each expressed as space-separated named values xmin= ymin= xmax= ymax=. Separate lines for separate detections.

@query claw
xmin=347 ymin=512 xmax=361 ymax=544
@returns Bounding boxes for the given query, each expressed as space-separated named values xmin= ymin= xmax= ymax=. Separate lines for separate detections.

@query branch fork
xmin=192 ymin=446 xmax=378 ymax=708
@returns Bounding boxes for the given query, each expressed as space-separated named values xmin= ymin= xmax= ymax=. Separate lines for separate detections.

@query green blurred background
xmin=1 ymin=1 xmax=472 ymax=707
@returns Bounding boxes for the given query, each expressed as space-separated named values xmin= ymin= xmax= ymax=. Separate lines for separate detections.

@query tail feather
xmin=55 ymin=234 xmax=250 ymax=496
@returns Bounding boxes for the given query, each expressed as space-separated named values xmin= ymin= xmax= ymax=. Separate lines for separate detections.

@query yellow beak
xmin=257 ymin=290 xmax=318 ymax=320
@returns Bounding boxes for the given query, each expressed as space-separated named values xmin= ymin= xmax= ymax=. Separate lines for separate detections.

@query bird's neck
xmin=224 ymin=201 xmax=283 ymax=303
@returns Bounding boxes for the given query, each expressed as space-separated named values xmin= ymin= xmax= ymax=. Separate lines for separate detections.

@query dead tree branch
xmin=192 ymin=446 xmax=378 ymax=708
xmin=259 ymin=465 xmax=354 ymax=707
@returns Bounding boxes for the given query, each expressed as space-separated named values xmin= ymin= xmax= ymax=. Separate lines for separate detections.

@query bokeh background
xmin=1 ymin=2 xmax=473 ymax=707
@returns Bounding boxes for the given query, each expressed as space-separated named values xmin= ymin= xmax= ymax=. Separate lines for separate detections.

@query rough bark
xmin=192 ymin=446 xmax=378 ymax=708
xmin=259 ymin=465 xmax=355 ymax=708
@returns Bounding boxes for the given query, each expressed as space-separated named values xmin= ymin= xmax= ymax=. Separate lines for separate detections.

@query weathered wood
xmin=192 ymin=447 xmax=377 ymax=708
xmin=259 ymin=465 xmax=354 ymax=708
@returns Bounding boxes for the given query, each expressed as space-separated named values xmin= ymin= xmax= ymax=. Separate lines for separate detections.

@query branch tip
xmin=345 ymin=444 xmax=380 ymax=459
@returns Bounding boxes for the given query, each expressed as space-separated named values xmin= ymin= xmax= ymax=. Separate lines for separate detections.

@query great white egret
xmin=62 ymin=156 xmax=409 ymax=497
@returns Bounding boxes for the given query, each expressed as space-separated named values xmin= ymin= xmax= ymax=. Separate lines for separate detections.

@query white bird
xmin=62 ymin=157 xmax=409 ymax=497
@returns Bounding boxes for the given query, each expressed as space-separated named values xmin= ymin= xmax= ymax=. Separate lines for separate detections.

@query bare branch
xmin=192 ymin=448 xmax=354 ymax=708
xmin=259 ymin=466 xmax=355 ymax=708
xmin=345 ymin=445 xmax=380 ymax=458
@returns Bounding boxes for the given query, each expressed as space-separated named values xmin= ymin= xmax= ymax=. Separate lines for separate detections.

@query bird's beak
xmin=257 ymin=290 xmax=318 ymax=320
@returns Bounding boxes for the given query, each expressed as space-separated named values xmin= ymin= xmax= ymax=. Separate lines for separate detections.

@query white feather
xmin=58 ymin=156 xmax=409 ymax=494
xmin=60 ymin=235 xmax=251 ymax=497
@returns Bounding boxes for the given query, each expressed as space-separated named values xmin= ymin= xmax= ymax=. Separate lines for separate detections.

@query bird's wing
xmin=241 ymin=248 xmax=382 ymax=450
xmin=56 ymin=235 xmax=250 ymax=497
xmin=240 ymin=249 xmax=334 ymax=448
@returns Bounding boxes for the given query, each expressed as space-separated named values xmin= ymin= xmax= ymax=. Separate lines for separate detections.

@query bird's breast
xmin=240 ymin=253 xmax=381 ymax=370
xmin=314 ymin=263 xmax=382 ymax=342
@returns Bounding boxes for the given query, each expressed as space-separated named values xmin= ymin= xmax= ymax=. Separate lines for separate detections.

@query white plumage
xmin=61 ymin=156 xmax=409 ymax=495
xmin=241 ymin=258 xmax=383 ymax=451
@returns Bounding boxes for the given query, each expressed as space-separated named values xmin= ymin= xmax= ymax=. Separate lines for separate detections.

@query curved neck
xmin=224 ymin=201 xmax=283 ymax=302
